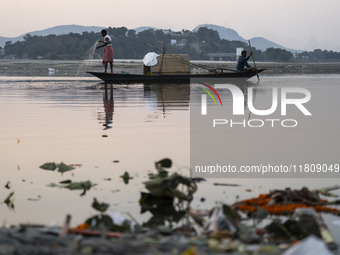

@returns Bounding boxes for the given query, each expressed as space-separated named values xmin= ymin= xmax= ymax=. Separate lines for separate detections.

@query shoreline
xmin=1 ymin=59 xmax=340 ymax=76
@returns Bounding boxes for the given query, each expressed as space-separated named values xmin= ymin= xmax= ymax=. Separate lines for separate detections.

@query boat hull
xmin=87 ymin=69 xmax=265 ymax=84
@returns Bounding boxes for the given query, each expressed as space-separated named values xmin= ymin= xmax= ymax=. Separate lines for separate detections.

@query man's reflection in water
xmin=98 ymin=84 xmax=114 ymax=130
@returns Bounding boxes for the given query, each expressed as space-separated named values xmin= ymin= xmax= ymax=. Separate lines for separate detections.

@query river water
xmin=1 ymin=72 xmax=340 ymax=240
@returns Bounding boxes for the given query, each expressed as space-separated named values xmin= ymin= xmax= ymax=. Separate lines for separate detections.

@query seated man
xmin=236 ymin=50 xmax=254 ymax=71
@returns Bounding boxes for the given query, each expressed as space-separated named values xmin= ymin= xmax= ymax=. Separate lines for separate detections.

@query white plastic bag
xmin=143 ymin=52 xmax=159 ymax=66
xmin=282 ymin=235 xmax=332 ymax=255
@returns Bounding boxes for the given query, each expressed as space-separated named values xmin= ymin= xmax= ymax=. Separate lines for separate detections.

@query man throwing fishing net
xmin=236 ymin=50 xmax=254 ymax=71
xmin=96 ymin=29 xmax=114 ymax=73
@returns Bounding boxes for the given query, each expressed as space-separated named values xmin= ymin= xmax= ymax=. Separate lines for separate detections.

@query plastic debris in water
xmin=92 ymin=198 xmax=109 ymax=212
xmin=4 ymin=191 xmax=15 ymax=211
xmin=120 ymin=171 xmax=133 ymax=184
xmin=39 ymin=162 xmax=76 ymax=174
xmin=4 ymin=181 xmax=11 ymax=189
xmin=282 ymin=235 xmax=332 ymax=255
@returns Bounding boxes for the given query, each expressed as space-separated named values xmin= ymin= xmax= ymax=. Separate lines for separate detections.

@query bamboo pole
xmin=159 ymin=46 xmax=166 ymax=75
xmin=248 ymin=40 xmax=260 ymax=81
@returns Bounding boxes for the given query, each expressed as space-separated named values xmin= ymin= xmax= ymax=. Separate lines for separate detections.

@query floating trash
xmin=40 ymin=162 xmax=57 ymax=171
xmin=4 ymin=181 xmax=11 ymax=189
xmin=9 ymin=159 xmax=340 ymax=254
xmin=39 ymin=162 xmax=75 ymax=174
xmin=233 ymin=187 xmax=340 ymax=216
xmin=120 ymin=171 xmax=132 ymax=184
xmin=4 ymin=191 xmax=15 ymax=211
xmin=92 ymin=198 xmax=109 ymax=212
xmin=47 ymin=180 xmax=93 ymax=197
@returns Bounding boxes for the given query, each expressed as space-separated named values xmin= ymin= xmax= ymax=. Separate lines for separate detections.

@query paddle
xmin=248 ymin=40 xmax=260 ymax=81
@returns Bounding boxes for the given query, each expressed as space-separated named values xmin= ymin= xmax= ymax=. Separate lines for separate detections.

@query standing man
xmin=236 ymin=50 xmax=254 ymax=71
xmin=97 ymin=29 xmax=114 ymax=73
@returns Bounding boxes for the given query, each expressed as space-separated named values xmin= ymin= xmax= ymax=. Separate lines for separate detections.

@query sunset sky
xmin=1 ymin=0 xmax=339 ymax=51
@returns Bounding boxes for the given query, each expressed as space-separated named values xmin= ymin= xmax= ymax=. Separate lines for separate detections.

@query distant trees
xmin=264 ymin=48 xmax=293 ymax=62
xmin=196 ymin=27 xmax=220 ymax=42
xmin=5 ymin=31 xmax=101 ymax=59
xmin=3 ymin=26 xmax=340 ymax=61
xmin=298 ymin=49 xmax=340 ymax=60
xmin=106 ymin=27 xmax=128 ymax=37
xmin=127 ymin=29 xmax=136 ymax=37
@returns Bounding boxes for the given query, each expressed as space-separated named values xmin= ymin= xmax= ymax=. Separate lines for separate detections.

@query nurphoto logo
xmin=200 ymin=83 xmax=311 ymax=128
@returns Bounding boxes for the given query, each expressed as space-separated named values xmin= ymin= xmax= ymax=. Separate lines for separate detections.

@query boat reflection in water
xmin=97 ymin=78 xmax=260 ymax=130
xmin=143 ymin=83 xmax=190 ymax=117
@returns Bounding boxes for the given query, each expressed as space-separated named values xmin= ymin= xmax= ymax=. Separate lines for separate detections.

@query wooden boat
xmin=87 ymin=69 xmax=265 ymax=84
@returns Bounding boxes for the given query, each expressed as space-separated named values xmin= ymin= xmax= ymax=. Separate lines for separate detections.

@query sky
xmin=0 ymin=0 xmax=339 ymax=51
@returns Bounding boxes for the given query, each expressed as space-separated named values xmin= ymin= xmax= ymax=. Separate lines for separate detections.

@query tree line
xmin=299 ymin=49 xmax=340 ymax=61
xmin=2 ymin=26 xmax=340 ymax=62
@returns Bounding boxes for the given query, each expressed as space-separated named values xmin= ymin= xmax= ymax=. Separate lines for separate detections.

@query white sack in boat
xmin=143 ymin=52 xmax=159 ymax=66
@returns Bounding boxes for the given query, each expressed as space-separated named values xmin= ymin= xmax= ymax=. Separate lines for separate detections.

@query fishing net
xmin=75 ymin=41 xmax=99 ymax=77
